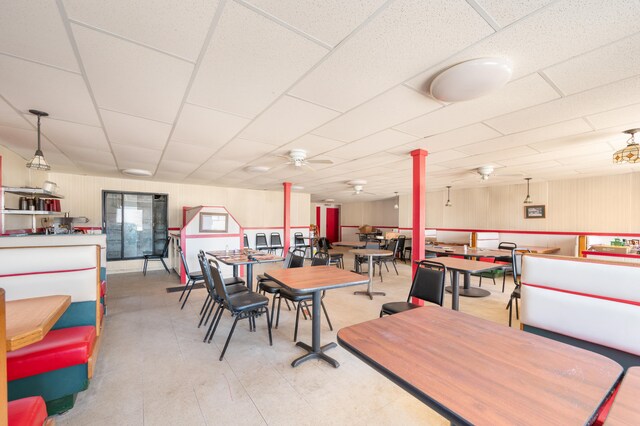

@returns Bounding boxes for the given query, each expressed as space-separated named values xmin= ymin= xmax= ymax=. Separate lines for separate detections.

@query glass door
xmin=103 ymin=191 xmax=168 ymax=261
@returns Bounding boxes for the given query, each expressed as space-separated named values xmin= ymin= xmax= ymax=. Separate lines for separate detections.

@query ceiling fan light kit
xmin=613 ymin=129 xmax=640 ymax=164
xmin=430 ymin=57 xmax=513 ymax=102
xmin=26 ymin=109 xmax=51 ymax=171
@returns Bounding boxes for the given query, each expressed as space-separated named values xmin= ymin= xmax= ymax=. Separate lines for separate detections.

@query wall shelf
xmin=1 ymin=186 xmax=64 ymax=234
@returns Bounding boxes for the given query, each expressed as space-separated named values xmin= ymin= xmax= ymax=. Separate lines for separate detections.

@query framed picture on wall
xmin=199 ymin=212 xmax=228 ymax=232
xmin=524 ymin=205 xmax=546 ymax=219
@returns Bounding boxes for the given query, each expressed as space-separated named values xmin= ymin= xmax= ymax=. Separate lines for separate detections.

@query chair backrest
xmin=288 ymin=248 xmax=306 ymax=268
xmin=498 ymin=241 xmax=517 ymax=250
xmin=317 ymin=237 xmax=329 ymax=251
xmin=160 ymin=236 xmax=171 ymax=256
xmin=209 ymin=260 xmax=235 ymax=310
xmin=311 ymin=251 xmax=330 ymax=266
xmin=256 ymin=233 xmax=268 ymax=248
xmin=389 ymin=239 xmax=400 ymax=256
xmin=270 ymin=232 xmax=282 ymax=247
xmin=294 ymin=232 xmax=305 ymax=246
xmin=197 ymin=251 xmax=217 ymax=299
xmin=243 ymin=234 xmax=250 ymax=248
xmin=178 ymin=244 xmax=191 ymax=275
xmin=364 ymin=241 xmax=380 ymax=249
xmin=512 ymin=248 xmax=532 ymax=284
xmin=409 ymin=261 xmax=447 ymax=306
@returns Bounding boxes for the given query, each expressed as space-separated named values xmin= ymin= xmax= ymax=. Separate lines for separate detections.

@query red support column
xmin=411 ymin=149 xmax=428 ymax=305
xmin=283 ymin=182 xmax=291 ymax=254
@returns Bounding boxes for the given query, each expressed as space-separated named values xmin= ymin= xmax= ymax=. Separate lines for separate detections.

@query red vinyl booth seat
xmin=101 ymin=280 xmax=107 ymax=297
xmin=8 ymin=396 xmax=47 ymax=426
xmin=7 ymin=326 xmax=96 ymax=381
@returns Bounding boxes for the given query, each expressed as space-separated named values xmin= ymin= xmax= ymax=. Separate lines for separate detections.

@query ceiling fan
xmin=347 ymin=180 xmax=376 ymax=196
xmin=279 ymin=149 xmax=333 ymax=170
xmin=453 ymin=165 xmax=523 ymax=183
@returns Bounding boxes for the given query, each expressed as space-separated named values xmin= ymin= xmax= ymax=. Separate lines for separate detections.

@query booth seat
xmin=521 ymin=254 xmax=640 ymax=425
xmin=8 ymin=396 xmax=49 ymax=426
xmin=0 ymin=244 xmax=102 ymax=415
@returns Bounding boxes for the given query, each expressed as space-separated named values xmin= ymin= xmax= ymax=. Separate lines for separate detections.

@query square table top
xmin=207 ymin=250 xmax=283 ymax=266
xmin=265 ymin=266 xmax=368 ymax=293
xmin=424 ymin=256 xmax=501 ymax=273
xmin=604 ymin=366 xmax=640 ymax=425
xmin=6 ymin=295 xmax=71 ymax=352
xmin=337 ymin=306 xmax=623 ymax=426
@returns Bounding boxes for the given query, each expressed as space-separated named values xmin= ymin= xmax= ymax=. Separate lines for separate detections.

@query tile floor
xmin=56 ymin=251 xmax=519 ymax=425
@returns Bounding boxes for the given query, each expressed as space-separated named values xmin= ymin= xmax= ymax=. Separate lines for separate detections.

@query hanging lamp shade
xmin=613 ymin=129 xmax=640 ymax=164
xmin=26 ymin=109 xmax=51 ymax=171
xmin=393 ymin=192 xmax=399 ymax=209
xmin=523 ymin=178 xmax=533 ymax=204
xmin=445 ymin=186 xmax=452 ymax=207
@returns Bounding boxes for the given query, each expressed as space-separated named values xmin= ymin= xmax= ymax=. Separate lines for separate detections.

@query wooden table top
xmin=338 ymin=306 xmax=623 ymax=426
xmin=524 ymin=246 xmax=560 ymax=254
xmin=6 ymin=295 xmax=71 ymax=352
xmin=265 ymin=266 xmax=368 ymax=293
xmin=424 ymin=256 xmax=501 ymax=273
xmin=207 ymin=251 xmax=284 ymax=266
xmin=425 ymin=246 xmax=507 ymax=258
xmin=350 ymin=249 xmax=393 ymax=257
xmin=333 ymin=241 xmax=367 ymax=248
xmin=604 ymin=367 xmax=640 ymax=425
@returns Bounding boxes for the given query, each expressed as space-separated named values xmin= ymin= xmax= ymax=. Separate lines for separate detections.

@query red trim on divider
xmin=411 ymin=149 xmax=428 ymax=306
xmin=0 ymin=155 xmax=3 ymax=234
xmin=0 ymin=266 xmax=96 ymax=278
xmin=185 ymin=234 xmax=241 ymax=239
xmin=243 ymin=226 xmax=308 ymax=230
xmin=180 ymin=229 xmax=186 ymax=285
xmin=582 ymin=251 xmax=640 ymax=259
xmin=522 ymin=282 xmax=640 ymax=307
xmin=283 ymin=182 xmax=291 ymax=253
xmin=169 ymin=227 xmax=180 ymax=231
xmin=1 ymin=228 xmax=46 ymax=236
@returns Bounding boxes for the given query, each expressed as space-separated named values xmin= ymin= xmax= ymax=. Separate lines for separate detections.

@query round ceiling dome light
xmin=121 ymin=168 xmax=153 ymax=177
xmin=245 ymin=165 xmax=270 ymax=173
xmin=429 ymin=58 xmax=513 ymax=102
xmin=291 ymin=185 xmax=304 ymax=190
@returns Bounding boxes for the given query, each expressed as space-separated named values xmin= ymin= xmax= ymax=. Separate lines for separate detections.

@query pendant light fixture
xmin=523 ymin=178 xmax=533 ymax=204
xmin=445 ymin=186 xmax=452 ymax=207
xmin=26 ymin=109 xmax=51 ymax=171
xmin=613 ymin=128 xmax=639 ymax=164
xmin=393 ymin=192 xmax=399 ymax=209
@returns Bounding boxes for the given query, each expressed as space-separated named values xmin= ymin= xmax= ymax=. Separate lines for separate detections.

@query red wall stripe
xmin=0 ymin=266 xmax=96 ymax=278
xmin=522 ymin=282 xmax=640 ymax=307
xmin=582 ymin=251 xmax=640 ymax=260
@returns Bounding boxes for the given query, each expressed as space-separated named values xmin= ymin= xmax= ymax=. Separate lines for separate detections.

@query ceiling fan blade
xmin=303 ymin=163 xmax=316 ymax=171
xmin=307 ymin=159 xmax=333 ymax=164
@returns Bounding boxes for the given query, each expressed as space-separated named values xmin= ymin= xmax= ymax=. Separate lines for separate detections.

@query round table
xmin=349 ymin=249 xmax=393 ymax=299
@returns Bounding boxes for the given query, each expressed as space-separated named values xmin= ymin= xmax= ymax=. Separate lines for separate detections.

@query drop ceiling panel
xmin=312 ymin=85 xmax=441 ymax=142
xmin=188 ymin=1 xmax=328 ymax=118
xmin=214 ymin=138 xmax=279 ymax=162
xmin=154 ymin=170 xmax=189 ymax=181
xmin=239 ymin=95 xmax=339 ymax=145
xmin=157 ymin=159 xmax=199 ymax=174
xmin=289 ymin=0 xmax=493 ymax=112
xmin=26 ymin=117 xmax=109 ymax=151
xmin=407 ymin=1 xmax=640 ymax=90
xmin=486 ymin=75 xmax=640 ymax=135
xmin=100 ymin=109 xmax=172 ymax=150
xmin=61 ymin=145 xmax=115 ymax=164
xmin=586 ymin=103 xmax=640 ymax=130
xmin=242 ymin=0 xmax=387 ymax=47
xmin=172 ymin=103 xmax=249 ymax=149
xmin=438 ymin=146 xmax=539 ymax=169
xmin=72 ymin=24 xmax=193 ymax=123
xmin=0 ymin=1 xmax=79 ymax=71
xmin=276 ymin=134 xmax=345 ymax=157
xmin=543 ymin=32 xmax=640 ymax=96
xmin=0 ymin=98 xmax=30 ymax=130
xmin=500 ymin=143 xmax=613 ymax=167
xmin=528 ymin=129 xmax=622 ymax=153
xmin=397 ymin=74 xmax=559 ymax=137
xmin=63 ymin=0 xmax=219 ymax=61
xmin=191 ymin=159 xmax=245 ymax=178
xmin=458 ymin=119 xmax=593 ymax=155
xmin=0 ymin=55 xmax=99 ymax=126
xmin=406 ymin=123 xmax=502 ymax=153
xmin=163 ymin=141 xmax=217 ymax=164
xmin=111 ymin=143 xmax=162 ymax=165
xmin=76 ymin=160 xmax=119 ymax=175
xmin=472 ymin=0 xmax=553 ymax=28
xmin=325 ymin=129 xmax=418 ymax=160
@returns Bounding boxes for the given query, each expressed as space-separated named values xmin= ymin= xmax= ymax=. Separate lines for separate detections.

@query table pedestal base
xmin=445 ymin=286 xmax=490 ymax=297
xmin=353 ymin=290 xmax=386 ymax=300
xmin=292 ymin=341 xmax=339 ymax=368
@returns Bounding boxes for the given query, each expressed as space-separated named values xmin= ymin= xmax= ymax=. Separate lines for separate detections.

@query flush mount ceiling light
xmin=393 ymin=192 xmax=399 ymax=209
xmin=245 ymin=165 xmax=270 ymax=173
xmin=523 ymin=178 xmax=533 ymax=204
xmin=291 ymin=185 xmax=304 ymax=190
xmin=445 ymin=186 xmax=452 ymax=207
xmin=430 ymin=58 xmax=513 ymax=102
xmin=121 ymin=168 xmax=153 ymax=177
xmin=613 ymin=128 xmax=640 ymax=164
xmin=26 ymin=109 xmax=51 ymax=171
xmin=324 ymin=198 xmax=335 ymax=203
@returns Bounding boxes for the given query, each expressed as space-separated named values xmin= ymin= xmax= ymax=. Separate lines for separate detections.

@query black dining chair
xmin=255 ymin=233 xmax=270 ymax=252
xmin=177 ymin=244 xmax=204 ymax=310
xmin=204 ymin=259 xmax=272 ymax=360
xmin=294 ymin=232 xmax=311 ymax=257
xmin=317 ymin=237 xmax=344 ymax=269
xmin=396 ymin=235 xmax=407 ymax=262
xmin=277 ymin=252 xmax=333 ymax=341
xmin=269 ymin=232 xmax=284 ymax=255
xmin=143 ymin=236 xmax=171 ymax=275
xmin=378 ymin=238 xmax=400 ymax=277
xmin=506 ymin=248 xmax=531 ymax=327
xmin=243 ymin=234 xmax=250 ymax=249
xmin=197 ymin=252 xmax=248 ymax=330
xmin=380 ymin=260 xmax=446 ymax=317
